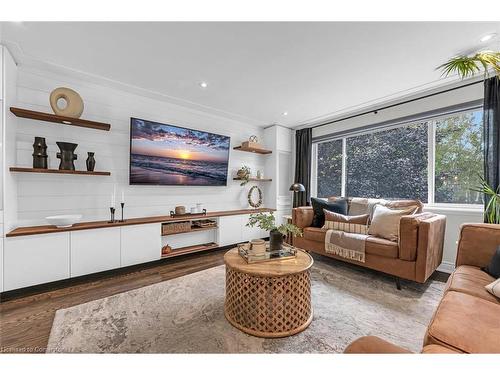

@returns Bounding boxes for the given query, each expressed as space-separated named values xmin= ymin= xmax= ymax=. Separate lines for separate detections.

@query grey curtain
xmin=293 ymin=128 xmax=312 ymax=207
xmin=483 ymin=76 xmax=500 ymax=221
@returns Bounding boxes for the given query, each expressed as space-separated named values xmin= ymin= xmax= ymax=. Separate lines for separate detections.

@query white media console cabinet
xmin=1 ymin=208 xmax=273 ymax=292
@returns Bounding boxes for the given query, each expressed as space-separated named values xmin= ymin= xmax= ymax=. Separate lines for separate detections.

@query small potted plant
xmin=236 ymin=165 xmax=251 ymax=186
xmin=247 ymin=212 xmax=302 ymax=250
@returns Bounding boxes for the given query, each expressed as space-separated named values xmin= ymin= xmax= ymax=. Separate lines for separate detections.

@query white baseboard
xmin=437 ymin=261 xmax=455 ymax=274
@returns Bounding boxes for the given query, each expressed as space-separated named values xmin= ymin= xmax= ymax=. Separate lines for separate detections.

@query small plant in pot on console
xmin=247 ymin=213 xmax=302 ymax=250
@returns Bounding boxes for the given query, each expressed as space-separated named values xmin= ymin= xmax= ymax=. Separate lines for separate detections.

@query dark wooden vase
xmin=269 ymin=229 xmax=284 ymax=251
xmin=32 ymin=137 xmax=48 ymax=169
xmin=86 ymin=152 xmax=96 ymax=172
xmin=56 ymin=142 xmax=78 ymax=170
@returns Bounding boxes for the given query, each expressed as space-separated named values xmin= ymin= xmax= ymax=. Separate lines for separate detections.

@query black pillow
xmin=483 ymin=245 xmax=500 ymax=278
xmin=310 ymin=197 xmax=348 ymax=228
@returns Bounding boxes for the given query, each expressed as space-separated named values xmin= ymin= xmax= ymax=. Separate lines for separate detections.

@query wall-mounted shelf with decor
xmin=9 ymin=167 xmax=111 ymax=176
xmin=10 ymin=107 xmax=111 ymax=131
xmin=233 ymin=177 xmax=272 ymax=182
xmin=233 ymin=146 xmax=272 ymax=155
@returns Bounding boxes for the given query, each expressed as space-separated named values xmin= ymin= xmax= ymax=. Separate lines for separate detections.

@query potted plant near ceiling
xmin=438 ymin=51 xmax=500 ymax=224
xmin=247 ymin=212 xmax=302 ymax=250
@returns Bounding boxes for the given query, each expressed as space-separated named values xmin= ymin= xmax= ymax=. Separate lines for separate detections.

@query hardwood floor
xmin=0 ymin=248 xmax=227 ymax=353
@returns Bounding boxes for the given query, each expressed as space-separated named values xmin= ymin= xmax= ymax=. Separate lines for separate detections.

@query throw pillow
xmin=368 ymin=204 xmax=417 ymax=242
xmin=485 ymin=278 xmax=500 ymax=299
xmin=311 ymin=197 xmax=348 ymax=228
xmin=483 ymin=246 xmax=500 ymax=278
xmin=322 ymin=210 xmax=369 ymax=234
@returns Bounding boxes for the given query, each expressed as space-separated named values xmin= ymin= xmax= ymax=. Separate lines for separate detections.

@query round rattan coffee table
xmin=224 ymin=247 xmax=313 ymax=338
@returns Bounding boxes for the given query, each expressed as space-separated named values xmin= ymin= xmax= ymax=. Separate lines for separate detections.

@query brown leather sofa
xmin=345 ymin=223 xmax=500 ymax=354
xmin=292 ymin=199 xmax=446 ymax=284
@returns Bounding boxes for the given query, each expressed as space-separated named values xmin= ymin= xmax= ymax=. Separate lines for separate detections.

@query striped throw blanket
xmin=325 ymin=229 xmax=368 ymax=263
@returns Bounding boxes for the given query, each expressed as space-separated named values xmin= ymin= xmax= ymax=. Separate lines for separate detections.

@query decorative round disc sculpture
xmin=49 ymin=87 xmax=84 ymax=118
xmin=224 ymin=248 xmax=313 ymax=338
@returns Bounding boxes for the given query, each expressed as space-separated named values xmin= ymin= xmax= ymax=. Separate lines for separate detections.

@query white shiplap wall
xmin=12 ymin=66 xmax=268 ymax=227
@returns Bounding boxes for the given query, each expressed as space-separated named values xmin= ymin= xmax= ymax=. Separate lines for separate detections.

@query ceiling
xmin=2 ymin=22 xmax=499 ymax=127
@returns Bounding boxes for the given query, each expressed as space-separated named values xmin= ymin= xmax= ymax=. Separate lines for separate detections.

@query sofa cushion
xmin=485 ymin=278 xmax=500 ymax=299
xmin=368 ymin=205 xmax=417 ymax=242
xmin=323 ymin=210 xmax=369 ymax=234
xmin=445 ymin=265 xmax=499 ymax=304
xmin=426 ymin=291 xmax=500 ymax=353
xmin=303 ymin=227 xmax=328 ymax=242
xmin=483 ymin=245 xmax=500 ymax=278
xmin=366 ymin=237 xmax=399 ymax=258
xmin=311 ymin=197 xmax=348 ymax=228
xmin=303 ymin=228 xmax=399 ymax=259
xmin=421 ymin=344 xmax=461 ymax=354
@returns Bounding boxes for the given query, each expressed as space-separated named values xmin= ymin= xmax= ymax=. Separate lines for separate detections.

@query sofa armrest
xmin=456 ymin=223 xmax=500 ymax=268
xmin=292 ymin=206 xmax=314 ymax=229
xmin=344 ymin=336 xmax=412 ymax=354
xmin=415 ymin=214 xmax=446 ymax=283
xmin=399 ymin=212 xmax=435 ymax=261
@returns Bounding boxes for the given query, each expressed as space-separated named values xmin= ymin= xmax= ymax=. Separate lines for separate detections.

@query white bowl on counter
xmin=46 ymin=214 xmax=82 ymax=228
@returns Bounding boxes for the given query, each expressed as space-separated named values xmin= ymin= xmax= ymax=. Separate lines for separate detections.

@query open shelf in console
xmin=161 ymin=242 xmax=219 ymax=258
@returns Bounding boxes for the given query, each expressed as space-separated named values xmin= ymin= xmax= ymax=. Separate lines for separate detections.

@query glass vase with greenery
xmin=472 ymin=176 xmax=500 ymax=224
xmin=247 ymin=213 xmax=302 ymax=250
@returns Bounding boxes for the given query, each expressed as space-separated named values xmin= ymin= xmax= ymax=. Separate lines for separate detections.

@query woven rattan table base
xmin=224 ymin=266 xmax=312 ymax=338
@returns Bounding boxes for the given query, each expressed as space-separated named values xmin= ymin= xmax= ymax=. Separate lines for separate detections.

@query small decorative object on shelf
xmin=247 ymin=212 xmax=302 ymax=251
xmin=32 ymin=137 xmax=48 ymax=169
xmin=86 ymin=152 xmax=96 ymax=172
xmin=256 ymin=170 xmax=262 ymax=179
xmin=175 ymin=206 xmax=186 ymax=215
xmin=196 ymin=203 xmax=203 ymax=213
xmin=109 ymin=207 xmax=116 ymax=223
xmin=49 ymin=87 xmax=84 ymax=118
xmin=169 ymin=209 xmax=207 ymax=218
xmin=162 ymin=244 xmax=173 ymax=256
xmin=247 ymin=185 xmax=263 ymax=208
xmin=56 ymin=142 xmax=78 ymax=170
xmin=119 ymin=190 xmax=125 ymax=222
xmin=237 ymin=165 xmax=251 ymax=186
xmin=242 ymin=135 xmax=262 ymax=149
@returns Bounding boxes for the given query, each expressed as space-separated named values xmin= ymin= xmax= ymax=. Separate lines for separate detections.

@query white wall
xmin=311 ymin=82 xmax=485 ymax=272
xmin=9 ymin=65 xmax=269 ymax=228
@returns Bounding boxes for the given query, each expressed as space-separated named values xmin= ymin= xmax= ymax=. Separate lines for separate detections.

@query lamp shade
xmin=289 ymin=183 xmax=306 ymax=192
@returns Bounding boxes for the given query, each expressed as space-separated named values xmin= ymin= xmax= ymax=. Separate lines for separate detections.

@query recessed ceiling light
xmin=282 ymin=112 xmax=288 ymax=116
xmin=480 ymin=33 xmax=497 ymax=43
xmin=199 ymin=82 xmax=208 ymax=88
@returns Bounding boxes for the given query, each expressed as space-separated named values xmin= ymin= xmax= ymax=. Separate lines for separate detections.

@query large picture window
xmin=313 ymin=107 xmax=483 ymax=206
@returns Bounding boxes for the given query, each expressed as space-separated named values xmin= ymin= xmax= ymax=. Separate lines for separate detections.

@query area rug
xmin=46 ymin=257 xmax=445 ymax=353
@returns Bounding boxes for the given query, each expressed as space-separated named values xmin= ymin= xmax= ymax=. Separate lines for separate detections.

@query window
xmin=317 ymin=139 xmax=342 ymax=197
xmin=434 ymin=110 xmax=483 ymax=204
xmin=314 ymin=107 xmax=483 ymax=206
xmin=346 ymin=123 xmax=428 ymax=201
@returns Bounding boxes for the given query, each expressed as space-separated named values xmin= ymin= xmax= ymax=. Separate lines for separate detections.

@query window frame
xmin=312 ymin=105 xmax=484 ymax=210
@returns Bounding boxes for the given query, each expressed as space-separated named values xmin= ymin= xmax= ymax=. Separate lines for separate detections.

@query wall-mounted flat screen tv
xmin=129 ymin=118 xmax=230 ymax=186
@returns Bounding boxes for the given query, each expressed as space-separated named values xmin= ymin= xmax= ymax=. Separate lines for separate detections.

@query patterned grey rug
xmin=47 ymin=257 xmax=445 ymax=353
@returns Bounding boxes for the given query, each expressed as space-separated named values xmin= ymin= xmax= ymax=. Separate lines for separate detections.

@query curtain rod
xmin=311 ymin=80 xmax=483 ymax=130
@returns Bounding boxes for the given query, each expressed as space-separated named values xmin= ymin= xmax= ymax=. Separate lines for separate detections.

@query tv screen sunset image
xmin=130 ymin=118 xmax=230 ymax=186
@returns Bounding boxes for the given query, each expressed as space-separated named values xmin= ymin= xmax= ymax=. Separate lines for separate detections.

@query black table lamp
xmin=289 ymin=183 xmax=306 ymax=208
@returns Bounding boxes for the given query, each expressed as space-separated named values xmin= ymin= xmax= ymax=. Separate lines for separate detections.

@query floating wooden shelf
xmin=233 ymin=146 xmax=272 ymax=155
xmin=10 ymin=107 xmax=111 ymax=131
xmin=9 ymin=167 xmax=111 ymax=176
xmin=162 ymin=242 xmax=219 ymax=258
xmin=233 ymin=177 xmax=272 ymax=182
xmin=161 ymin=225 xmax=218 ymax=236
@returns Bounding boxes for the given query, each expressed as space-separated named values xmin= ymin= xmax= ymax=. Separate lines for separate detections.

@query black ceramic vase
xmin=32 ymin=137 xmax=48 ymax=169
xmin=86 ymin=152 xmax=96 ymax=172
xmin=56 ymin=142 xmax=78 ymax=170
xmin=269 ymin=229 xmax=284 ymax=251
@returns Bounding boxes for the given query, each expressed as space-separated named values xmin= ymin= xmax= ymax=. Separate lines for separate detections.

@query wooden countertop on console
xmin=6 ymin=208 xmax=275 ymax=237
